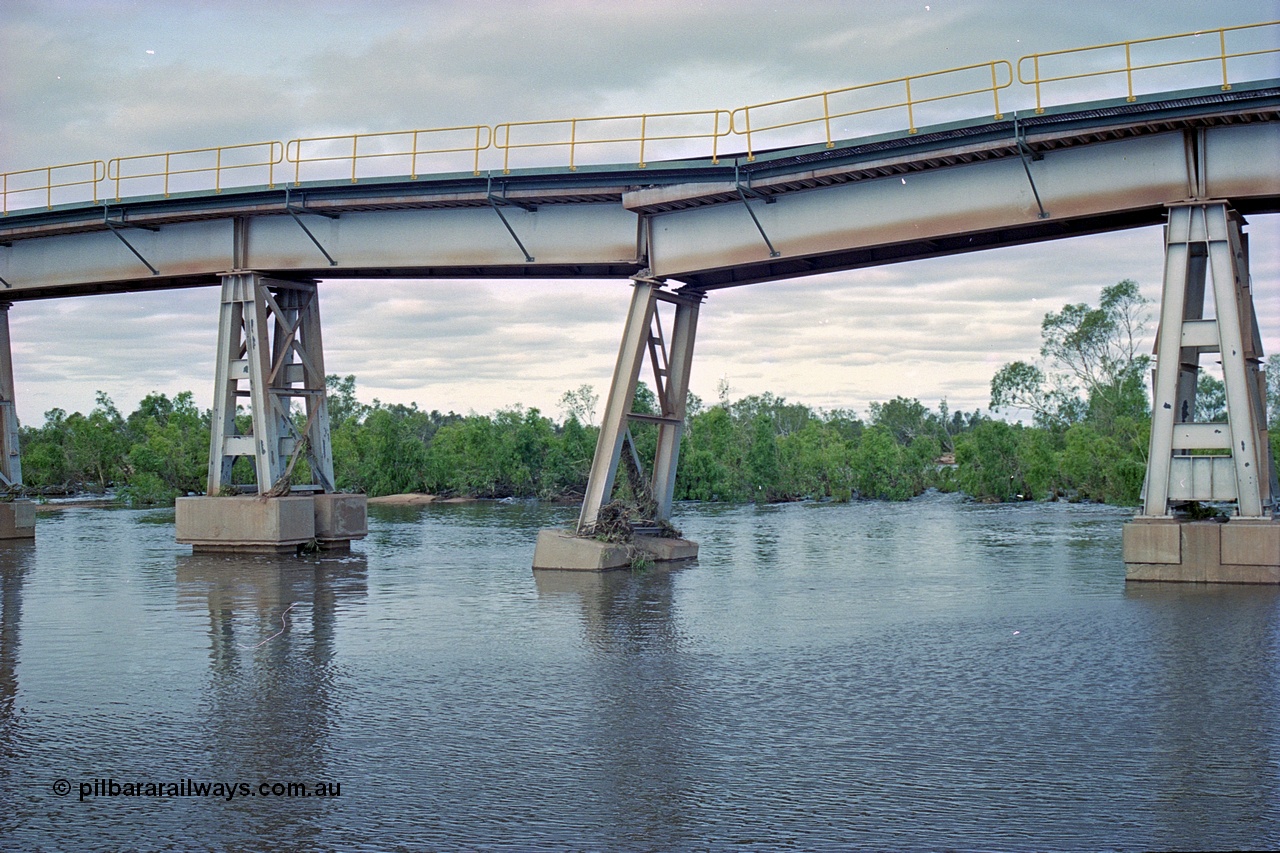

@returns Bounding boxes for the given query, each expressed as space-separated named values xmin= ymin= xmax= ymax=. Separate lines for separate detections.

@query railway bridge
xmin=1 ymin=22 xmax=1278 ymax=580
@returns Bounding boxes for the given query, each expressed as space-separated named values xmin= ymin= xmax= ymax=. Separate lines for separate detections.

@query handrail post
xmin=1034 ymin=55 xmax=1044 ymax=114
xmin=351 ymin=136 xmax=358 ymax=184
xmin=164 ymin=152 xmax=171 ymax=197
xmin=569 ymin=119 xmax=578 ymax=172
xmin=1125 ymin=42 xmax=1135 ymax=102
xmin=473 ymin=126 xmax=482 ymax=176
xmin=744 ymin=109 xmax=755 ymax=162
xmin=905 ymin=77 xmax=917 ymax=133
xmin=45 ymin=167 xmax=52 ymax=210
xmin=991 ymin=62 xmax=1003 ymax=119
xmin=411 ymin=130 xmax=419 ymax=179
xmin=712 ymin=111 xmax=721 ymax=165
xmin=215 ymin=147 xmax=222 ymax=194
xmin=639 ymin=114 xmax=647 ymax=168
xmin=1219 ymin=28 xmax=1231 ymax=90
xmin=822 ymin=91 xmax=833 ymax=148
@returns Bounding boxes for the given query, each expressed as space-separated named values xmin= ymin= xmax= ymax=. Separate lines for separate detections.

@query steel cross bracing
xmin=207 ymin=272 xmax=336 ymax=497
xmin=1142 ymin=202 xmax=1276 ymax=518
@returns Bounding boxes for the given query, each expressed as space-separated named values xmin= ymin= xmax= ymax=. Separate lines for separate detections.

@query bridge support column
xmin=0 ymin=304 xmax=33 ymax=540
xmin=533 ymin=277 xmax=701 ymax=570
xmin=176 ymin=272 xmax=366 ymax=553
xmin=1125 ymin=203 xmax=1279 ymax=582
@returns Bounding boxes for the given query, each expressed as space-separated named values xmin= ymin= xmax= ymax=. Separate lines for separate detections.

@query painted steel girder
xmin=645 ymin=125 xmax=1280 ymax=285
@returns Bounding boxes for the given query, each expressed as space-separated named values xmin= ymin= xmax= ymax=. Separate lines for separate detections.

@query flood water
xmin=1 ymin=494 xmax=1278 ymax=851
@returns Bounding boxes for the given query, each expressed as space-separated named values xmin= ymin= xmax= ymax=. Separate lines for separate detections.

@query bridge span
xmin=0 ymin=27 xmax=1277 ymax=580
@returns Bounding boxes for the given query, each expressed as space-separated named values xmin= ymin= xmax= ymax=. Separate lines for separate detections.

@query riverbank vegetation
xmin=16 ymin=282 xmax=1280 ymax=508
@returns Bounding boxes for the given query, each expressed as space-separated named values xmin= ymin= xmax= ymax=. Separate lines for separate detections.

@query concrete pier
xmin=176 ymin=494 xmax=367 ymax=553
xmin=0 ymin=501 xmax=35 ymax=540
xmin=1124 ymin=517 xmax=1280 ymax=583
xmin=532 ymin=528 xmax=697 ymax=571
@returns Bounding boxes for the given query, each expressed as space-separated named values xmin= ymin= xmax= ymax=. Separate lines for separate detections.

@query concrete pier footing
xmin=0 ymin=500 xmax=35 ymax=539
xmin=532 ymin=528 xmax=698 ymax=571
xmin=1124 ymin=517 xmax=1280 ymax=583
xmin=176 ymin=494 xmax=367 ymax=553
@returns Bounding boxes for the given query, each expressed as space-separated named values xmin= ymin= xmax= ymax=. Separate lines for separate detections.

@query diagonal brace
xmin=486 ymin=175 xmax=535 ymax=262
xmin=735 ymin=162 xmax=781 ymax=258
xmin=284 ymin=187 xmax=338 ymax=266
xmin=102 ymin=208 xmax=160 ymax=275
xmin=1013 ymin=114 xmax=1050 ymax=220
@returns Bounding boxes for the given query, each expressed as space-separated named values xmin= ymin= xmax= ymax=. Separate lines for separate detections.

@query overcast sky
xmin=1 ymin=0 xmax=1277 ymax=426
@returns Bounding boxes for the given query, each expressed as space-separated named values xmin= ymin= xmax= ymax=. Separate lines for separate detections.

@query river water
xmin=1 ymin=494 xmax=1277 ymax=851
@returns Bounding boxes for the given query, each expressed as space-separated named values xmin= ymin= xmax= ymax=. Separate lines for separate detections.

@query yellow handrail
xmin=730 ymin=60 xmax=1013 ymax=161
xmin=107 ymin=141 xmax=284 ymax=201
xmin=1017 ymin=20 xmax=1280 ymax=113
xmin=492 ymin=110 xmax=732 ymax=174
xmin=1 ymin=20 xmax=1276 ymax=214
xmin=1 ymin=160 xmax=105 ymax=215
xmin=285 ymin=125 xmax=491 ymax=185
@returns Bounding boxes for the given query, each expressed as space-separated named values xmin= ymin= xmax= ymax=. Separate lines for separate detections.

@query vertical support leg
xmin=1206 ymin=206 xmax=1265 ymax=517
xmin=0 ymin=304 xmax=23 ymax=490
xmin=244 ymin=277 xmax=285 ymax=491
xmin=650 ymin=293 xmax=701 ymax=520
xmin=206 ymin=277 xmax=243 ymax=495
xmin=296 ymin=287 xmax=335 ymax=492
xmin=577 ymin=279 xmax=658 ymax=532
xmin=1144 ymin=206 xmax=1194 ymax=517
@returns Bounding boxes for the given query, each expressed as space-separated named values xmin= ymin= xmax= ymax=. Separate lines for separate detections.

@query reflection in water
xmin=535 ymin=567 xmax=699 ymax=846
xmin=0 ymin=541 xmax=33 ymax=762
xmin=5 ymin=501 xmax=1280 ymax=849
xmin=1125 ymin=582 xmax=1280 ymax=849
xmin=175 ymin=552 xmax=366 ymax=846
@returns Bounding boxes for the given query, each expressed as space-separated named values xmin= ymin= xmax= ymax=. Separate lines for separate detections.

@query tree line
xmin=16 ymin=281 xmax=1280 ymax=508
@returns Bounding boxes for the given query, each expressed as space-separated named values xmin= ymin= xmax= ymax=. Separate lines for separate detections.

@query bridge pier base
xmin=0 ymin=502 xmax=35 ymax=540
xmin=1125 ymin=203 xmax=1278 ymax=582
xmin=533 ymin=277 xmax=700 ymax=571
xmin=1124 ymin=517 xmax=1280 ymax=583
xmin=175 ymin=272 xmax=366 ymax=553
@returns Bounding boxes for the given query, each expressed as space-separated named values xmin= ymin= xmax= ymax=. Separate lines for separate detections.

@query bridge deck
xmin=1 ymin=82 xmax=1277 ymax=300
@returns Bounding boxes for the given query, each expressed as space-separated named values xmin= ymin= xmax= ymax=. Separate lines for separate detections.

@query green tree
xmin=120 ymin=391 xmax=209 ymax=504
xmin=65 ymin=392 xmax=128 ymax=490
xmin=744 ymin=412 xmax=780 ymax=502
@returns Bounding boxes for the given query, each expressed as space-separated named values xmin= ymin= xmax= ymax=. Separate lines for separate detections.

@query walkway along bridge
xmin=1 ymin=22 xmax=1278 ymax=579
